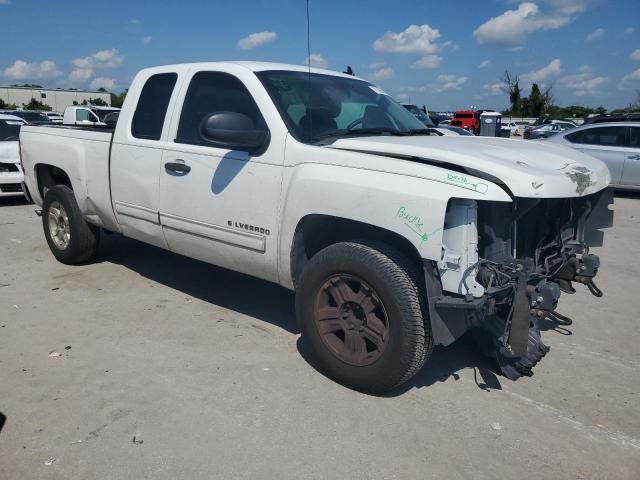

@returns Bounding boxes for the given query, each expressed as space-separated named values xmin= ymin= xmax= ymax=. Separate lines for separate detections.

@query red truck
xmin=450 ymin=110 xmax=481 ymax=134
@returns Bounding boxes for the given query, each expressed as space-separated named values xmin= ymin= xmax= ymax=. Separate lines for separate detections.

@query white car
xmin=501 ymin=122 xmax=518 ymax=136
xmin=44 ymin=112 xmax=64 ymax=124
xmin=20 ymin=61 xmax=612 ymax=392
xmin=0 ymin=114 xmax=27 ymax=197
xmin=62 ymin=106 xmax=121 ymax=126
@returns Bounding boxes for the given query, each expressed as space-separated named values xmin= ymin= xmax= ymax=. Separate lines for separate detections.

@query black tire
xmin=296 ymin=242 xmax=432 ymax=394
xmin=42 ymin=185 xmax=99 ymax=264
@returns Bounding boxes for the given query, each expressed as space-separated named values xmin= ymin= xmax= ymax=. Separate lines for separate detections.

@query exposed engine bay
xmin=425 ymin=188 xmax=614 ymax=380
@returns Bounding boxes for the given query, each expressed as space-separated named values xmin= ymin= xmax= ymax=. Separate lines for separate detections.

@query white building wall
xmin=0 ymin=87 xmax=111 ymax=112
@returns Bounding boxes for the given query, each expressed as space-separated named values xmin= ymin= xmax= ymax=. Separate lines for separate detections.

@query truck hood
xmin=328 ymin=136 xmax=610 ymax=198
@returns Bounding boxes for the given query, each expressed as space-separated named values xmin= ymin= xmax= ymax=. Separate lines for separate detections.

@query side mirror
xmin=200 ymin=112 xmax=269 ymax=153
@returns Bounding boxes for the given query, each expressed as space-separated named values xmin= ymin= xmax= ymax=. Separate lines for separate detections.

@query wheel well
xmin=291 ymin=214 xmax=423 ymax=287
xmin=35 ymin=164 xmax=72 ymax=197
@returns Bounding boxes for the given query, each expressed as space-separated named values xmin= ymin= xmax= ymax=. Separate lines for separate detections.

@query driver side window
xmin=176 ymin=71 xmax=266 ymax=146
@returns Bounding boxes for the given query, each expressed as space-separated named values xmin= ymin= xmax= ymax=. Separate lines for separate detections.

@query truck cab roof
xmin=136 ymin=61 xmax=366 ymax=81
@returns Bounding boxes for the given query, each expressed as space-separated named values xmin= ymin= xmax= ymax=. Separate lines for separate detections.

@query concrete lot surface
xmin=1 ymin=194 xmax=639 ymax=480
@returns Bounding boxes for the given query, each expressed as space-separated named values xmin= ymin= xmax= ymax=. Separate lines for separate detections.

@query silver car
xmin=545 ymin=122 xmax=640 ymax=189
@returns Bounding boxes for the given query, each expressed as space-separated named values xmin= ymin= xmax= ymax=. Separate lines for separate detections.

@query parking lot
xmin=1 ymin=193 xmax=639 ymax=479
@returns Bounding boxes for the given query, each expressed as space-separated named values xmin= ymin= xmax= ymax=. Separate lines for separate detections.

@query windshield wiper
xmin=345 ymin=127 xmax=406 ymax=136
xmin=406 ymin=128 xmax=442 ymax=136
xmin=312 ymin=127 xmax=407 ymax=143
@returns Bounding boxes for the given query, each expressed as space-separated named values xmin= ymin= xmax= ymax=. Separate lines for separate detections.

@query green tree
xmin=502 ymin=70 xmax=521 ymax=115
xmin=88 ymin=97 xmax=108 ymax=106
xmin=521 ymin=97 xmax=530 ymax=117
xmin=529 ymin=84 xmax=545 ymax=117
xmin=0 ymin=98 xmax=18 ymax=109
xmin=22 ymin=98 xmax=52 ymax=111
xmin=110 ymin=89 xmax=128 ymax=108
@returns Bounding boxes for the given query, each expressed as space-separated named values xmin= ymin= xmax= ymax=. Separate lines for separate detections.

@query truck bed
xmin=20 ymin=124 xmax=119 ymax=231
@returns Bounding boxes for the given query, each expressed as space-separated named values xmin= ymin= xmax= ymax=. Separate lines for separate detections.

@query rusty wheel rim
xmin=313 ymin=274 xmax=389 ymax=367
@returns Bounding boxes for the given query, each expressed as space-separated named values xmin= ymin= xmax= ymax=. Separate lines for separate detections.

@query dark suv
xmin=585 ymin=112 xmax=640 ymax=124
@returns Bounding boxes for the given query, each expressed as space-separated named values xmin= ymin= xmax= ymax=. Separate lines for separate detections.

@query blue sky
xmin=1 ymin=0 xmax=638 ymax=110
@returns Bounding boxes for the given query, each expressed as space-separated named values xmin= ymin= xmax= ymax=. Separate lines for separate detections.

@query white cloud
xmin=521 ymin=58 xmax=562 ymax=89
xmin=560 ymin=67 xmax=607 ymax=96
xmin=369 ymin=65 xmax=393 ymax=81
xmin=68 ymin=48 xmax=123 ymax=85
xmin=478 ymin=60 xmax=491 ymax=69
xmin=625 ymin=27 xmax=635 ymax=35
xmin=237 ymin=31 xmax=276 ymax=50
xmin=69 ymin=68 xmax=94 ymax=83
xmin=474 ymin=2 xmax=582 ymax=46
xmin=436 ymin=74 xmax=468 ymax=91
xmin=623 ymin=68 xmax=640 ymax=82
xmin=0 ymin=0 xmax=11 ymax=5
xmin=368 ymin=62 xmax=385 ymax=69
xmin=410 ymin=55 xmax=442 ymax=70
xmin=373 ymin=24 xmax=443 ymax=54
xmin=631 ymin=49 xmax=640 ymax=61
xmin=73 ymin=48 xmax=123 ymax=70
xmin=142 ymin=36 xmax=152 ymax=45
xmin=304 ymin=53 xmax=328 ymax=69
xmin=90 ymin=77 xmax=116 ymax=91
xmin=399 ymin=85 xmax=429 ymax=94
xmin=484 ymin=83 xmax=504 ymax=95
xmin=586 ymin=27 xmax=604 ymax=41
xmin=3 ymin=60 xmax=62 ymax=80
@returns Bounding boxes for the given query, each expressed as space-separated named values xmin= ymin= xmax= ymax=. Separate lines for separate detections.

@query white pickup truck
xmin=20 ymin=62 xmax=613 ymax=393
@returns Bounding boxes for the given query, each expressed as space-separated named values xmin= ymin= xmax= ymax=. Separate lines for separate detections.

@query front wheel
xmin=42 ymin=185 xmax=100 ymax=264
xmin=296 ymin=242 xmax=432 ymax=394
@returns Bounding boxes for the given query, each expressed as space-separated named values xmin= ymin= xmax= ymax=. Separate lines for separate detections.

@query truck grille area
xmin=433 ymin=189 xmax=614 ymax=380
xmin=0 ymin=183 xmax=23 ymax=193
xmin=477 ymin=189 xmax=613 ymax=277
xmin=0 ymin=163 xmax=19 ymax=173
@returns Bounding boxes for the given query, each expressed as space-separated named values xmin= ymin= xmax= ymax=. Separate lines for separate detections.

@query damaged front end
xmin=425 ymin=188 xmax=614 ymax=380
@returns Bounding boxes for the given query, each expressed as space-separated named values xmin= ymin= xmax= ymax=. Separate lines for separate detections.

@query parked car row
xmin=0 ymin=115 xmax=27 ymax=198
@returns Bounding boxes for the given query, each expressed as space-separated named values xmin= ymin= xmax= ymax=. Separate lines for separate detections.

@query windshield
xmin=257 ymin=70 xmax=428 ymax=143
xmin=0 ymin=120 xmax=21 ymax=141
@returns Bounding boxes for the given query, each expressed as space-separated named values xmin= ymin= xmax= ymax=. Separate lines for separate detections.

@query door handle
xmin=627 ymin=154 xmax=640 ymax=161
xmin=164 ymin=161 xmax=191 ymax=174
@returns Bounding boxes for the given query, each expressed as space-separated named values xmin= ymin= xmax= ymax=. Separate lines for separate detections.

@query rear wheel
xmin=42 ymin=185 xmax=99 ymax=264
xmin=296 ymin=242 xmax=432 ymax=394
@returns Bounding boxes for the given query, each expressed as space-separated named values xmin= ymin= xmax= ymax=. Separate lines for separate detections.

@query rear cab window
xmin=132 ymin=72 xmax=178 ymax=140
xmin=629 ymin=127 xmax=640 ymax=148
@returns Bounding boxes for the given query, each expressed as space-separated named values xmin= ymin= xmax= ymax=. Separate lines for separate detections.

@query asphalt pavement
xmin=1 ymin=194 xmax=639 ymax=480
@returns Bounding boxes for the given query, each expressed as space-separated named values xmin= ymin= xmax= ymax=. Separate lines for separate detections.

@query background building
xmin=0 ymin=86 xmax=111 ymax=112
